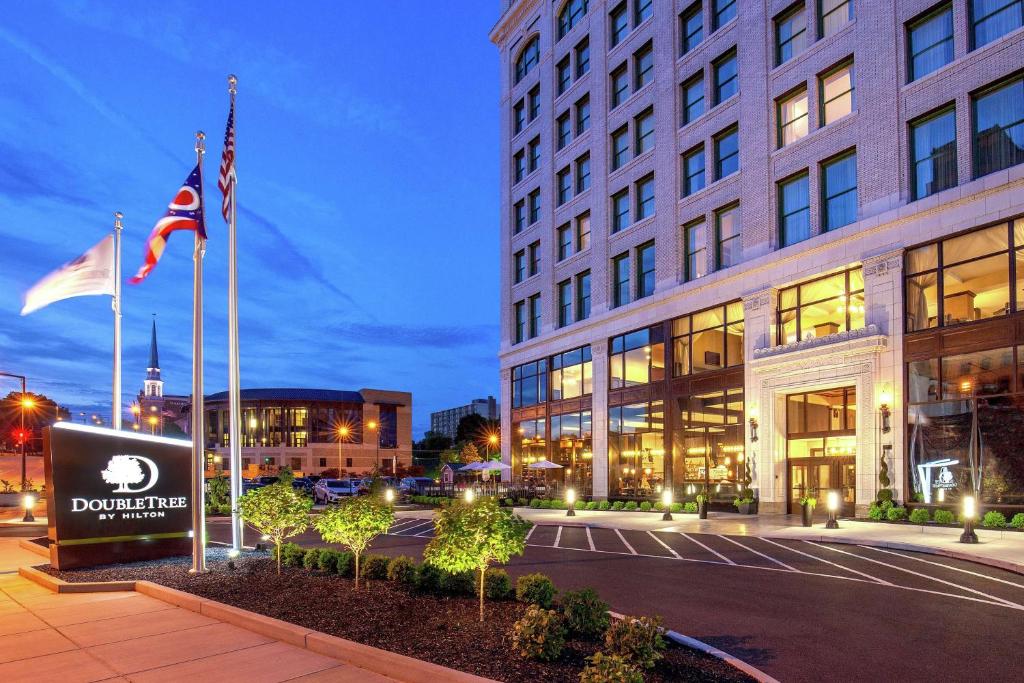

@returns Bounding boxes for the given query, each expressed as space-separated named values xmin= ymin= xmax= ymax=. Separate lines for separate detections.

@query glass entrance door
xmin=786 ymin=387 xmax=857 ymax=516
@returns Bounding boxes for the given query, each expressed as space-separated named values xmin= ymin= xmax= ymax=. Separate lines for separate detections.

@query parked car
xmin=399 ymin=477 xmax=435 ymax=495
xmin=313 ymin=479 xmax=360 ymax=504
xmin=242 ymin=476 xmax=278 ymax=494
xmin=291 ymin=477 xmax=315 ymax=494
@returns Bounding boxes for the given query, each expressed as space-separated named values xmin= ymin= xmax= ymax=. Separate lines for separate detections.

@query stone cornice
xmin=490 ymin=0 xmax=542 ymax=46
xmin=751 ymin=325 xmax=887 ymax=372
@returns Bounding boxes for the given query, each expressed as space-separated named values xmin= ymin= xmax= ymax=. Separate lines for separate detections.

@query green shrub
xmin=517 ymin=497 xmax=529 ymax=506
xmin=886 ymin=506 xmax=908 ymax=522
xmin=530 ymin=498 xmax=542 ymax=508
xmin=317 ymin=549 xmax=340 ymax=573
xmin=579 ymin=652 xmax=643 ymax=683
xmin=983 ymin=511 xmax=1008 ymax=528
xmin=1010 ymin=512 xmax=1024 ymax=529
xmin=334 ymin=551 xmax=354 ymax=577
xmin=611 ymin=501 xmax=624 ymax=511
xmin=585 ymin=501 xmax=599 ymax=511
xmin=539 ymin=500 xmax=551 ymax=509
xmin=605 ymin=615 xmax=666 ymax=670
xmin=639 ymin=501 xmax=652 ymax=512
xmin=303 ymin=547 xmax=322 ymax=570
xmin=653 ymin=501 xmax=664 ymax=511
xmin=623 ymin=501 xmax=639 ymax=512
xmin=386 ymin=556 xmax=417 ymax=585
xmin=877 ymin=489 xmax=894 ymax=503
xmin=484 ymin=568 xmax=513 ymax=600
xmin=441 ymin=570 xmax=476 ymax=596
xmin=414 ymin=562 xmax=445 ymax=593
xmin=869 ymin=500 xmax=894 ymax=521
xmin=550 ymin=499 xmax=566 ymax=510
xmin=280 ymin=543 xmax=305 ymax=568
xmin=504 ymin=498 xmax=515 ymax=507
xmin=516 ymin=572 xmax=557 ymax=608
xmin=560 ymin=588 xmax=610 ymax=640
xmin=598 ymin=500 xmax=611 ymax=511
xmin=678 ymin=502 xmax=691 ymax=513
xmin=360 ymin=554 xmax=389 ymax=580
xmin=933 ymin=509 xmax=956 ymax=525
xmin=909 ymin=508 xmax=930 ymax=524
xmin=511 ymin=605 xmax=566 ymax=662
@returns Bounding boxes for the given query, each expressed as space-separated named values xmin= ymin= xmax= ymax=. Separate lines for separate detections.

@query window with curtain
xmin=684 ymin=219 xmax=707 ymax=281
xmin=971 ymin=0 xmax=1023 ymax=49
xmin=778 ymin=88 xmax=809 ymax=147
xmin=972 ymin=77 xmax=1024 ymax=178
xmin=908 ymin=4 xmax=954 ymax=82
xmin=911 ymin=106 xmax=957 ymax=199
xmin=715 ymin=203 xmax=742 ymax=269
xmin=683 ymin=146 xmax=706 ymax=196
xmin=576 ymin=212 xmax=592 ymax=250
xmin=819 ymin=0 xmax=853 ymax=38
xmin=778 ymin=266 xmax=864 ymax=344
xmin=822 ymin=151 xmax=857 ymax=230
xmin=779 ymin=173 xmax=810 ymax=246
xmin=776 ymin=4 xmax=807 ymax=65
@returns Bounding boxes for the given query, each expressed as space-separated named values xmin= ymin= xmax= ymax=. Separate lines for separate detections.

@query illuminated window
xmin=777 ymin=266 xmax=864 ymax=344
xmin=672 ymin=301 xmax=743 ymax=375
xmin=819 ymin=0 xmax=853 ymax=38
xmin=608 ymin=400 xmax=665 ymax=498
xmin=576 ymin=211 xmax=592 ymax=250
xmin=778 ymin=88 xmax=809 ymax=147
xmin=820 ymin=61 xmax=855 ymax=125
xmin=610 ymin=326 xmax=665 ymax=388
xmin=551 ymin=345 xmax=593 ymax=399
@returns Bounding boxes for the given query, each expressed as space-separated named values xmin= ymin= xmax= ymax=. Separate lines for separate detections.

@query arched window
xmin=557 ymin=0 xmax=588 ymax=40
xmin=515 ymin=36 xmax=540 ymax=84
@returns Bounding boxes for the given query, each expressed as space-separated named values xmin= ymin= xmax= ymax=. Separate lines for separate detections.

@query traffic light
xmin=12 ymin=429 xmax=27 ymax=445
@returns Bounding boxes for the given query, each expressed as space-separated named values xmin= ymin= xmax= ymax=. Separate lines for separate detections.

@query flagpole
xmin=112 ymin=212 xmax=123 ymax=431
xmin=226 ymin=74 xmax=244 ymax=553
xmin=191 ymin=131 xmax=208 ymax=574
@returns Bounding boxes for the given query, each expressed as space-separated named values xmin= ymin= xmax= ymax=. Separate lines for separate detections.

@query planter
xmin=697 ymin=500 xmax=708 ymax=519
xmin=0 ymin=492 xmax=27 ymax=508
xmin=735 ymin=501 xmax=756 ymax=515
xmin=801 ymin=503 xmax=814 ymax=527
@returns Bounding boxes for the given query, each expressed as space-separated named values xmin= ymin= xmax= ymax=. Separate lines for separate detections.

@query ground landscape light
xmin=960 ymin=495 xmax=979 ymax=543
xmin=464 ymin=488 xmax=475 ymax=503
xmin=825 ymin=490 xmax=840 ymax=529
xmin=662 ymin=489 xmax=673 ymax=521
xmin=566 ymin=488 xmax=576 ymax=517
xmin=385 ymin=488 xmax=395 ymax=503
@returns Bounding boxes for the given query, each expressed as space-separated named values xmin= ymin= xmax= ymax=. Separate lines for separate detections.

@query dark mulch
xmin=48 ymin=551 xmax=752 ymax=683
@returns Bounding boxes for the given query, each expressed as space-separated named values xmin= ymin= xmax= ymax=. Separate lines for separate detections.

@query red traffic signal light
xmin=12 ymin=429 xmax=27 ymax=444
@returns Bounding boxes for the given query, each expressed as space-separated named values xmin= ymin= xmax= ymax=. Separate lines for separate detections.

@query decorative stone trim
xmin=862 ymin=251 xmax=903 ymax=279
xmin=752 ymin=324 xmax=884 ymax=361
xmin=743 ymin=291 xmax=771 ymax=312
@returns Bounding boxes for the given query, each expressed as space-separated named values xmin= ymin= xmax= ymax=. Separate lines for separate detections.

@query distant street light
xmin=337 ymin=426 xmax=350 ymax=471
xmin=1 ymin=372 xmax=30 ymax=491
xmin=148 ymin=415 xmax=158 ymax=435
xmin=367 ymin=420 xmax=379 ymax=471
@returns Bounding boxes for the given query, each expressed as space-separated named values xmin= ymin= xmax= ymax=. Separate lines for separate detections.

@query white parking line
xmin=396 ymin=521 xmax=433 ymax=536
xmin=808 ymin=542 xmax=1024 ymax=609
xmin=554 ymin=526 xmax=563 ymax=548
xmin=585 ymin=527 xmax=596 ymax=552
xmin=526 ymin=524 xmax=537 ymax=541
xmin=414 ymin=525 xmax=435 ymax=538
xmin=680 ymin=532 xmax=735 ymax=565
xmin=647 ymin=531 xmax=681 ymax=559
xmin=860 ymin=546 xmax=1024 ymax=591
xmin=389 ymin=519 xmax=422 ymax=532
xmin=720 ymin=535 xmax=796 ymax=571
xmin=614 ymin=528 xmax=637 ymax=555
xmin=760 ymin=538 xmax=892 ymax=585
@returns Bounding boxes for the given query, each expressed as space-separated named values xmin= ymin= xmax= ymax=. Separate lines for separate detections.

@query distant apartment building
xmin=430 ymin=396 xmax=500 ymax=440
xmin=491 ymin=0 xmax=1024 ymax=515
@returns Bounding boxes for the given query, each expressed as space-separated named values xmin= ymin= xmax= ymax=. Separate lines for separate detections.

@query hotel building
xmin=491 ymin=0 xmax=1024 ymax=514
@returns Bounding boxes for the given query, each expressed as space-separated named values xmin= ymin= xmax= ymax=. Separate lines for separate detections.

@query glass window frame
xmin=715 ymin=202 xmax=742 ymax=270
xmin=557 ymin=223 xmax=573 ymax=261
xmin=515 ymin=37 xmax=540 ymax=84
xmin=777 ymin=266 xmax=865 ymax=344
xmin=713 ymin=0 xmax=737 ymax=30
xmin=575 ymin=94 xmax=591 ymax=134
xmin=557 ymin=166 xmax=572 ymax=205
xmin=633 ymin=42 xmax=654 ymax=91
xmin=821 ymin=150 xmax=858 ymax=231
xmin=819 ymin=60 xmax=856 ymax=126
xmin=558 ymin=279 xmax=573 ymax=327
xmin=972 ymin=75 xmax=1024 ymax=179
xmin=575 ymin=153 xmax=591 ymax=193
xmin=610 ymin=2 xmax=630 ymax=47
xmin=910 ymin=105 xmax=958 ymax=200
xmin=611 ymin=63 xmax=630 ymax=109
xmin=777 ymin=87 xmax=809 ymax=148
xmin=819 ymin=0 xmax=853 ymax=39
xmin=671 ymin=301 xmax=744 ymax=376
xmin=680 ymin=2 xmax=704 ymax=55
xmin=775 ymin=3 xmax=807 ymax=65
xmin=612 ymin=187 xmax=631 ymax=232
xmin=714 ymin=125 xmax=739 ymax=179
xmin=778 ymin=171 xmax=811 ymax=247
xmin=682 ymin=72 xmax=705 ymax=125
xmin=970 ymin=0 xmax=1024 ymax=50
xmin=682 ymin=144 xmax=706 ymax=197
xmin=576 ymin=269 xmax=592 ymax=320
xmin=612 ymin=252 xmax=631 ymax=307
xmin=557 ymin=55 xmax=572 ymax=96
xmin=529 ymin=293 xmax=542 ymax=338
xmin=907 ymin=3 xmax=954 ymax=82
xmin=634 ymin=107 xmax=655 ymax=155
xmin=684 ymin=218 xmax=707 ymax=281
xmin=713 ymin=49 xmax=738 ymax=105
xmin=635 ymin=173 xmax=655 ymax=221
xmin=636 ymin=240 xmax=656 ymax=299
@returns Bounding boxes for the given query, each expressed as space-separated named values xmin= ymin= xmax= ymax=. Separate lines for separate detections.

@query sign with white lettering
xmin=44 ymin=422 xmax=193 ymax=569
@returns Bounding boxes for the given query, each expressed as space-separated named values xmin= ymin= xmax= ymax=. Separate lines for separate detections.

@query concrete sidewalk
xmin=398 ymin=507 xmax=1024 ymax=574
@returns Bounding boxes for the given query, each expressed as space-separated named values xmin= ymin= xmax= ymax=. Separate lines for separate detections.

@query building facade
xmin=135 ymin=317 xmax=190 ymax=436
xmin=430 ymin=396 xmax=500 ymax=440
xmin=492 ymin=0 xmax=1024 ymax=514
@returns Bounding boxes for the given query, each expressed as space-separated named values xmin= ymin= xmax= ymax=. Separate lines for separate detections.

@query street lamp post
xmin=367 ymin=420 xmax=379 ymax=472
xmin=960 ymin=495 xmax=979 ymax=544
xmin=148 ymin=415 xmax=158 ymax=435
xmin=0 ymin=372 xmax=29 ymax=491
xmin=338 ymin=426 xmax=349 ymax=472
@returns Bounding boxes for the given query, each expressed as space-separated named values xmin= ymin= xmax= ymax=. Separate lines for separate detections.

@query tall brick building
xmin=491 ymin=0 xmax=1024 ymax=515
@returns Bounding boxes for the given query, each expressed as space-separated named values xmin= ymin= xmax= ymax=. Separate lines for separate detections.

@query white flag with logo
xmin=21 ymin=235 xmax=115 ymax=315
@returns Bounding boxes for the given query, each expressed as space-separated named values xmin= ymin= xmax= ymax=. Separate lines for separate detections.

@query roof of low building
xmin=204 ymin=388 xmax=365 ymax=403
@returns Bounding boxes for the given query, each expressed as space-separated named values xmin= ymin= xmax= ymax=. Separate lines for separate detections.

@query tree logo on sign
xmin=101 ymin=455 xmax=159 ymax=493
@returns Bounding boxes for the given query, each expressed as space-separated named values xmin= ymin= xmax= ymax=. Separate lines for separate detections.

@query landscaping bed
xmin=47 ymin=551 xmax=752 ymax=683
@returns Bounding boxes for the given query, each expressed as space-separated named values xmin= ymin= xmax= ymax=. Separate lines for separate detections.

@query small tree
xmin=461 ymin=442 xmax=482 ymax=464
xmin=313 ymin=496 xmax=393 ymax=589
xmin=424 ymin=497 xmax=532 ymax=622
xmin=237 ymin=483 xmax=312 ymax=574
xmin=277 ymin=465 xmax=295 ymax=485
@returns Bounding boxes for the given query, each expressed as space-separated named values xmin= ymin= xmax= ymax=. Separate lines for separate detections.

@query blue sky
xmin=0 ymin=2 xmax=501 ymax=437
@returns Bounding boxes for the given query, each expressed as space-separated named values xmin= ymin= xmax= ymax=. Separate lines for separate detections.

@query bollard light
xmin=825 ymin=490 xmax=839 ymax=529
xmin=384 ymin=488 xmax=395 ymax=504
xmin=464 ymin=488 xmax=475 ymax=504
xmin=22 ymin=493 xmax=36 ymax=523
xmin=227 ymin=548 xmax=241 ymax=559
xmin=566 ymin=488 xmax=576 ymax=517
xmin=662 ymin=489 xmax=673 ymax=521
xmin=960 ymin=495 xmax=978 ymax=544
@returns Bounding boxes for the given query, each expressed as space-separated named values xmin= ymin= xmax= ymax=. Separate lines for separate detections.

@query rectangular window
xmin=557 ymin=56 xmax=572 ymax=95
xmin=713 ymin=0 xmax=737 ymax=29
xmin=972 ymin=77 xmax=1024 ymax=178
xmin=575 ymin=153 xmax=591 ymax=193
xmin=681 ymin=3 xmax=704 ymax=54
xmin=672 ymin=301 xmax=744 ymax=375
xmin=778 ymin=267 xmax=864 ymax=344
xmin=611 ymin=125 xmax=630 ymax=169
xmin=821 ymin=61 xmax=855 ymax=124
xmin=513 ymin=149 xmax=526 ymax=183
xmin=557 ymin=112 xmax=572 ymax=150
xmin=551 ymin=347 xmax=593 ymax=400
xmin=609 ymin=327 xmax=665 ymax=388
xmin=822 ymin=152 xmax=857 ymax=230
xmin=575 ymin=37 xmax=590 ymax=77
xmin=779 ymin=172 xmax=811 ymax=247
xmin=635 ymin=0 xmax=653 ymax=25
xmin=635 ymin=174 xmax=655 ymax=220
xmin=819 ymin=0 xmax=853 ymax=38
xmin=575 ymin=94 xmax=591 ymax=133
xmin=557 ymin=166 xmax=572 ymax=205
xmin=529 ymin=136 xmax=541 ymax=171
xmin=557 ymin=224 xmax=572 ymax=261
xmin=634 ymin=43 xmax=654 ymax=91
xmin=528 ymin=240 xmax=540 ymax=275
xmin=776 ymin=4 xmax=807 ymax=65
xmin=612 ymin=188 xmax=631 ymax=232
xmin=511 ymin=359 xmax=548 ymax=407
xmin=576 ymin=212 xmax=592 ymax=250
xmin=529 ymin=85 xmax=541 ymax=120
xmin=715 ymin=202 xmax=742 ymax=269
xmin=611 ymin=2 xmax=629 ymax=46
xmin=513 ymin=99 xmax=525 ymax=134
xmin=514 ymin=301 xmax=526 ymax=343
xmin=683 ymin=146 xmax=706 ymax=196
xmin=908 ymin=5 xmax=954 ymax=82
xmin=684 ymin=218 xmax=707 ymax=281
xmin=613 ymin=252 xmax=631 ymax=307
xmin=713 ymin=50 xmax=738 ymax=104
xmin=611 ymin=64 xmax=630 ymax=108
xmin=778 ymin=88 xmax=809 ymax=147
xmin=529 ymin=294 xmax=541 ymax=338
xmin=910 ymin=106 xmax=957 ymax=199
xmin=514 ymin=200 xmax=526 ymax=233
xmin=682 ymin=73 xmax=705 ymax=124
xmin=576 ymin=270 xmax=592 ymax=320
xmin=636 ymin=241 xmax=655 ymax=298
xmin=971 ymin=0 xmax=1023 ymax=49
xmin=529 ymin=188 xmax=541 ymax=223
xmin=514 ymin=249 xmax=526 ymax=282
xmin=558 ymin=280 xmax=572 ymax=327
xmin=714 ymin=125 xmax=739 ymax=178
xmin=634 ymin=107 xmax=654 ymax=155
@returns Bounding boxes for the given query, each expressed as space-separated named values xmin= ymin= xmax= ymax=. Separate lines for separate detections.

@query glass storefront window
xmin=609 ymin=401 xmax=665 ymax=498
xmin=672 ymin=389 xmax=744 ymax=502
xmin=550 ymin=346 xmax=593 ymax=400
xmin=551 ymin=411 xmax=593 ymax=495
xmin=610 ymin=326 xmax=665 ymax=389
xmin=940 ymin=347 xmax=1015 ymax=398
xmin=671 ymin=301 xmax=744 ymax=375
xmin=513 ymin=417 xmax=547 ymax=481
xmin=777 ymin=267 xmax=864 ymax=344
xmin=512 ymin=359 xmax=548 ymax=408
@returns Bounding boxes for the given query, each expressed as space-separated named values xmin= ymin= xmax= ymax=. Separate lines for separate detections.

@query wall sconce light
xmin=749 ymin=416 xmax=759 ymax=443
xmin=879 ymin=384 xmax=892 ymax=434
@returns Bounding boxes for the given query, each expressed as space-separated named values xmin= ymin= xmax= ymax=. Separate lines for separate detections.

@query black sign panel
xmin=44 ymin=423 xmax=193 ymax=569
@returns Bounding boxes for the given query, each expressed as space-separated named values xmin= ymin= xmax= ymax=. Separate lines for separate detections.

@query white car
xmin=313 ymin=479 xmax=359 ymax=504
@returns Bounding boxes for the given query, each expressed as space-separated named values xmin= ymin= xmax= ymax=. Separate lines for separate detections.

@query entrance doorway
xmin=786 ymin=387 xmax=857 ymax=516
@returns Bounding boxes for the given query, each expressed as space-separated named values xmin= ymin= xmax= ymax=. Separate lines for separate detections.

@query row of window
xmin=777 ymin=150 xmax=858 ymax=247
xmin=680 ymin=48 xmax=738 ymax=128
xmin=609 ymin=41 xmax=653 ymax=110
xmin=907 ymin=1 xmax=1024 ymax=83
xmin=510 ymin=345 xmax=595 ymax=408
xmin=681 ymin=125 xmax=738 ymax=197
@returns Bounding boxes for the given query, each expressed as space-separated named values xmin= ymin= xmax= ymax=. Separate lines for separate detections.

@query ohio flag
xmin=129 ymin=165 xmax=207 ymax=284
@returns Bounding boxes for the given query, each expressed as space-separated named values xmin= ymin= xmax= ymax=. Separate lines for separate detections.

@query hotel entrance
xmin=786 ymin=387 xmax=857 ymax=516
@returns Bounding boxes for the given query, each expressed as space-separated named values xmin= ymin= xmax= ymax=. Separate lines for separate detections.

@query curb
xmin=608 ymin=610 xmax=778 ymax=683
xmin=18 ymin=537 xmax=48 ymax=558
xmin=20 ymin=566 xmax=493 ymax=683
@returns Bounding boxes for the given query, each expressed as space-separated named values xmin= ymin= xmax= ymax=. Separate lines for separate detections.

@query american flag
xmin=129 ymin=165 xmax=207 ymax=284
xmin=218 ymin=100 xmax=236 ymax=222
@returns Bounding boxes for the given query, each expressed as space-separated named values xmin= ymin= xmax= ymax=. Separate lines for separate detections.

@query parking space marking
xmin=585 ymin=527 xmax=596 ymax=552
xmin=396 ymin=521 xmax=433 ymax=536
xmin=807 ymin=542 xmax=1024 ymax=609
xmin=860 ymin=546 xmax=1024 ymax=591
xmin=720 ymin=535 xmax=795 ymax=571
xmin=389 ymin=519 xmax=422 ymax=532
xmin=526 ymin=525 xmax=537 ymax=541
xmin=554 ymin=526 xmax=563 ymax=548
xmin=414 ymin=524 xmax=436 ymax=538
xmin=762 ymin=538 xmax=892 ymax=584
xmin=681 ymin=533 xmax=735 ymax=565
xmin=647 ymin=531 xmax=681 ymax=559
xmin=614 ymin=528 xmax=638 ymax=555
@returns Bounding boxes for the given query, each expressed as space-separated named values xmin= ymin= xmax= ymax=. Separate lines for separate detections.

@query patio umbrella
xmin=527 ymin=460 xmax=563 ymax=469
xmin=459 ymin=462 xmax=485 ymax=471
xmin=480 ymin=460 xmax=511 ymax=471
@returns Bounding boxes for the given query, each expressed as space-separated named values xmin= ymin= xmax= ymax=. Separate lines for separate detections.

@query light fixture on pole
xmin=662 ymin=489 xmax=673 ymax=521
xmin=825 ymin=489 xmax=840 ymax=529
xmin=566 ymin=488 xmax=576 ymax=517
xmin=367 ymin=420 xmax=379 ymax=470
xmin=22 ymin=493 xmax=35 ymax=523
xmin=960 ymin=495 xmax=978 ymax=544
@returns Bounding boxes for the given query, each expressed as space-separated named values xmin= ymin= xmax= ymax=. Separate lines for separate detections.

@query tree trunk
xmin=478 ymin=566 xmax=485 ymax=622
xmin=276 ymin=540 xmax=281 ymax=574
xmin=355 ymin=551 xmax=360 ymax=590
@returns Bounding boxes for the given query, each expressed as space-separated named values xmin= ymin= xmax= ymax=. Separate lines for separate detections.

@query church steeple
xmin=145 ymin=314 xmax=163 ymax=397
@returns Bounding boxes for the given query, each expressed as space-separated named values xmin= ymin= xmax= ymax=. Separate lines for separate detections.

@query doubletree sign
xmin=44 ymin=422 xmax=193 ymax=569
